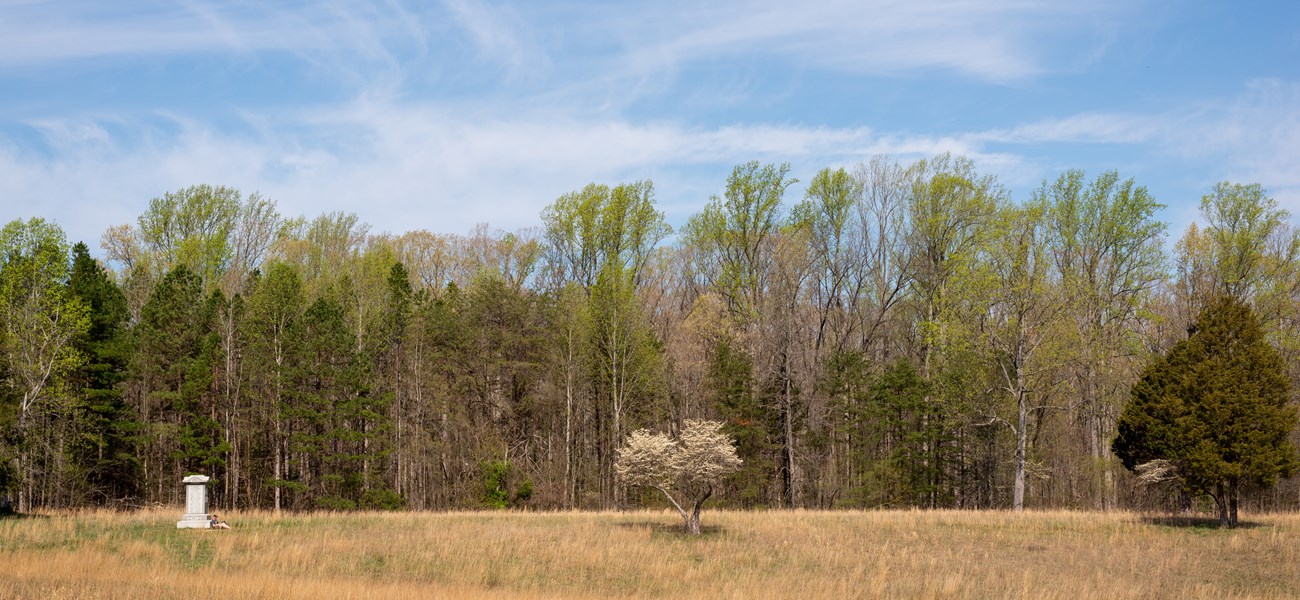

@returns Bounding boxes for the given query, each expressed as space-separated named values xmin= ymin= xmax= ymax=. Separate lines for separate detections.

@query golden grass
xmin=1 ymin=508 xmax=1297 ymax=599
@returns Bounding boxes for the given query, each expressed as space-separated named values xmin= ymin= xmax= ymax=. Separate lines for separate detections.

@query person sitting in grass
xmin=209 ymin=514 xmax=231 ymax=530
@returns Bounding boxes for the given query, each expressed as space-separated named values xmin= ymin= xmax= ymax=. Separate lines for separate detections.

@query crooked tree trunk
xmin=1208 ymin=481 xmax=1243 ymax=528
xmin=1214 ymin=482 xmax=1228 ymax=528
xmin=687 ymin=488 xmax=712 ymax=535
xmin=655 ymin=485 xmax=712 ymax=535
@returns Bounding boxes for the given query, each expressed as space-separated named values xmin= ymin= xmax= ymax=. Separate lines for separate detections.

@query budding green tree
xmin=0 ymin=219 xmax=90 ymax=512
xmin=616 ymin=419 xmax=742 ymax=534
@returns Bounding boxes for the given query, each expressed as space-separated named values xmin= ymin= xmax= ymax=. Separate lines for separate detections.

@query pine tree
xmin=67 ymin=242 xmax=142 ymax=505
xmin=708 ymin=339 xmax=774 ymax=506
xmin=134 ymin=266 xmax=224 ymax=499
xmin=171 ymin=290 xmax=230 ymax=482
xmin=868 ymin=360 xmax=939 ymax=507
xmin=1114 ymin=296 xmax=1299 ymax=527
xmin=238 ymin=263 xmax=304 ymax=510
xmin=287 ymin=293 xmax=355 ymax=509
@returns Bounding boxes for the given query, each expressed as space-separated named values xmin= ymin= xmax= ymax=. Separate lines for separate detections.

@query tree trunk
xmin=274 ymin=329 xmax=284 ymax=513
xmin=610 ymin=326 xmax=624 ymax=509
xmin=1013 ymin=383 xmax=1027 ymax=512
xmin=685 ymin=510 xmax=702 ymax=535
xmin=564 ymin=372 xmax=574 ymax=509
xmin=1214 ymin=482 xmax=1228 ymax=528
xmin=274 ymin=429 xmax=282 ymax=513
xmin=16 ymin=400 xmax=33 ymax=513
xmin=687 ymin=486 xmax=712 ymax=535
xmin=1228 ymin=479 xmax=1239 ymax=528
xmin=654 ymin=485 xmax=710 ymax=535
xmin=921 ymin=299 xmax=935 ymax=509
xmin=782 ymin=366 xmax=795 ymax=509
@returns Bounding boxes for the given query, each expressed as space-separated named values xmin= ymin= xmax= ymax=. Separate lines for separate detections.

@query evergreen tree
xmin=378 ymin=262 xmax=412 ymax=507
xmin=708 ymin=339 xmax=774 ymax=506
xmin=867 ymin=360 xmax=938 ymax=507
xmin=67 ymin=242 xmax=141 ymax=505
xmin=285 ymin=287 xmax=396 ymax=510
xmin=134 ymin=266 xmax=225 ymax=497
xmin=1114 ymin=296 xmax=1299 ymax=527
xmin=171 ymin=290 xmax=230 ymax=480
xmin=243 ymin=261 xmax=306 ymax=511
xmin=287 ymin=292 xmax=356 ymax=509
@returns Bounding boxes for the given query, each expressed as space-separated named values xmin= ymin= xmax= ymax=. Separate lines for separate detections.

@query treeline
xmin=3 ymin=154 xmax=1299 ymax=513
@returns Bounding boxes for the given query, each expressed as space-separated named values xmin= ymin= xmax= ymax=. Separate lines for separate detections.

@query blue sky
xmin=2 ymin=0 xmax=1299 ymax=250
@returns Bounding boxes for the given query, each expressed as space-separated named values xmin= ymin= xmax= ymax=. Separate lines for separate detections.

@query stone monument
xmin=176 ymin=474 xmax=212 ymax=529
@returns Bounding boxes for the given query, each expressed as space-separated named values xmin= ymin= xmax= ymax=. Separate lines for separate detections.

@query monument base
xmin=177 ymin=514 xmax=211 ymax=529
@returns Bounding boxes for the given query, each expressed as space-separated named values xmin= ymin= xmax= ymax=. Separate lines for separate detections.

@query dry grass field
xmin=1 ymin=508 xmax=1297 ymax=599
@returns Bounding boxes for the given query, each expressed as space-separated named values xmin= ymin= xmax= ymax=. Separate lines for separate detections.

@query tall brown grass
xmin=1 ymin=508 xmax=1297 ymax=599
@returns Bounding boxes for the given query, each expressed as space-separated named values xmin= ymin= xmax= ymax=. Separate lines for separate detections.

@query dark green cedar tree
xmin=1114 ymin=296 xmax=1299 ymax=527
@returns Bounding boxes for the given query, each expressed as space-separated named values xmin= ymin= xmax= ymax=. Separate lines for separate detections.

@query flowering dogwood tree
xmin=615 ymin=419 xmax=742 ymax=534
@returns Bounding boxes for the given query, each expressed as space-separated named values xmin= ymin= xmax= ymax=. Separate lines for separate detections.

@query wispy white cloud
xmin=6 ymin=68 xmax=1296 ymax=252
xmin=440 ymin=0 xmax=544 ymax=76
xmin=2 ymin=0 xmax=1292 ymax=249
xmin=0 ymin=97 xmax=1017 ymax=248
xmin=978 ymin=112 xmax=1163 ymax=145
xmin=0 ymin=2 xmax=293 ymax=63
xmin=969 ymin=79 xmax=1300 ymax=209
xmin=1181 ymin=79 xmax=1300 ymax=212
xmin=0 ymin=0 xmax=431 ymax=83
xmin=0 ymin=0 xmax=1131 ymax=88
xmin=588 ymin=0 xmax=1129 ymax=83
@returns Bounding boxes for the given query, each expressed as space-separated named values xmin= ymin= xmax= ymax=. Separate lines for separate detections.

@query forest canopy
xmin=2 ymin=155 xmax=1298 ymax=515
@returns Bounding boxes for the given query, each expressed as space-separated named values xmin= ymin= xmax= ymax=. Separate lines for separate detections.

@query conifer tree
xmin=67 ymin=242 xmax=141 ymax=505
xmin=1114 ymin=296 xmax=1299 ymax=527
xmin=133 ymin=267 xmax=226 ymax=497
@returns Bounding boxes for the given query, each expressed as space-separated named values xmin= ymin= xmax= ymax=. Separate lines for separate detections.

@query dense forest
xmin=3 ymin=154 xmax=1298 ymax=513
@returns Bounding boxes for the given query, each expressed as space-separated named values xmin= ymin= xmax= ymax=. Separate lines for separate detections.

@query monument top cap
xmin=182 ymin=474 xmax=210 ymax=483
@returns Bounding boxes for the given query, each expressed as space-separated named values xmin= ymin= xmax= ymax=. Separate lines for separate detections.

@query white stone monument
xmin=176 ymin=474 xmax=212 ymax=529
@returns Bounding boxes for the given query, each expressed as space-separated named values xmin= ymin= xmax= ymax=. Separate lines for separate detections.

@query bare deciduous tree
xmin=616 ymin=419 xmax=741 ymax=534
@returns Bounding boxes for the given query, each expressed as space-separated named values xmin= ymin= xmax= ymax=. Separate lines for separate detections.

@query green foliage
xmin=481 ymin=460 xmax=511 ymax=509
xmin=708 ymin=339 xmax=773 ymax=506
xmin=1042 ymin=170 xmax=1166 ymax=319
xmin=171 ymin=293 xmax=230 ymax=474
xmin=792 ymin=168 xmax=860 ymax=237
xmin=0 ymin=219 xmax=91 ymax=404
xmin=821 ymin=355 xmax=943 ymax=508
xmin=14 ymin=168 xmax=1300 ymax=517
xmin=685 ymin=162 xmax=796 ymax=318
xmin=0 ymin=219 xmax=91 ymax=508
xmin=314 ymin=492 xmax=357 ymax=511
xmin=514 ymin=479 xmax=533 ymax=503
xmin=138 ymin=185 xmax=242 ymax=289
xmin=66 ymin=242 xmax=143 ymax=504
xmin=870 ymin=360 xmax=942 ymax=506
xmin=1199 ymin=182 xmax=1290 ymax=300
xmin=479 ymin=460 xmax=531 ymax=509
xmin=133 ymin=268 xmax=230 ymax=488
xmin=542 ymin=180 xmax=672 ymax=504
xmin=907 ymin=154 xmax=1003 ymax=308
xmin=268 ymin=478 xmax=309 ymax=494
xmin=542 ymin=180 xmax=670 ymax=288
xmin=361 ymin=487 xmax=406 ymax=511
xmin=1115 ymin=296 xmax=1299 ymax=526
